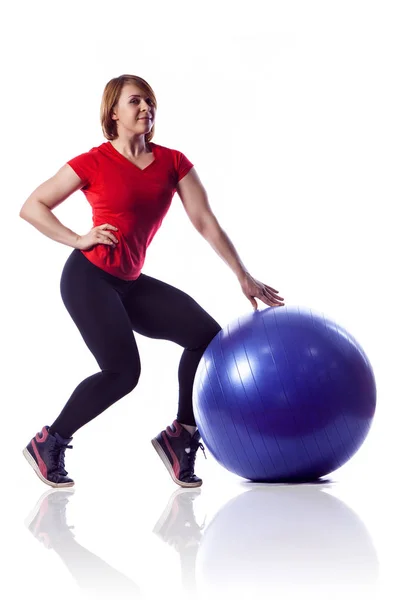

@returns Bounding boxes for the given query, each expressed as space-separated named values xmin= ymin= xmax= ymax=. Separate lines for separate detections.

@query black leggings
xmin=50 ymin=249 xmax=222 ymax=438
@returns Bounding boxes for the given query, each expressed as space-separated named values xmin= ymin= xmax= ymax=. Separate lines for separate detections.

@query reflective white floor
xmin=4 ymin=416 xmax=398 ymax=600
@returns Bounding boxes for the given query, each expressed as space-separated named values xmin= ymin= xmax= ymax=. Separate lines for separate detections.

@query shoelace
xmin=50 ymin=442 xmax=73 ymax=473
xmin=187 ymin=440 xmax=207 ymax=474
xmin=198 ymin=442 xmax=207 ymax=460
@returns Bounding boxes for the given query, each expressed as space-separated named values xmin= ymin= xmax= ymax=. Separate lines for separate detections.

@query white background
xmin=1 ymin=1 xmax=399 ymax=598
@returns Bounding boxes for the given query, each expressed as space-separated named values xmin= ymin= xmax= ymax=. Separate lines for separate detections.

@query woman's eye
xmin=130 ymin=98 xmax=153 ymax=105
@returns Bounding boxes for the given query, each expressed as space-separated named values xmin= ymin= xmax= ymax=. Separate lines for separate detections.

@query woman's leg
xmin=121 ymin=274 xmax=222 ymax=426
xmin=50 ymin=250 xmax=142 ymax=438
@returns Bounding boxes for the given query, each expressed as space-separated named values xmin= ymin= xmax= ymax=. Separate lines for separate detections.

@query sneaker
xmin=23 ymin=426 xmax=75 ymax=488
xmin=151 ymin=420 xmax=206 ymax=488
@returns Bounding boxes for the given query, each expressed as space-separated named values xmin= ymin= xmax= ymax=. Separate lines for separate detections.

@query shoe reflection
xmin=24 ymin=488 xmax=142 ymax=598
xmin=154 ymin=482 xmax=379 ymax=598
xmin=153 ymin=487 xmax=205 ymax=595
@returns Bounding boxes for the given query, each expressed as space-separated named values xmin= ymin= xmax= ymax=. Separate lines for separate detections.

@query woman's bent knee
xmin=104 ymin=367 xmax=140 ymax=395
xmin=188 ymin=322 xmax=222 ymax=351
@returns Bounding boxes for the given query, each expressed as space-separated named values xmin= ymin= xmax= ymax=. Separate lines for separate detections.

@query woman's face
xmin=111 ymin=83 xmax=156 ymax=135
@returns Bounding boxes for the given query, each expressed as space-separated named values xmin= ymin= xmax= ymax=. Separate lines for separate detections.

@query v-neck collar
xmin=107 ymin=141 xmax=157 ymax=172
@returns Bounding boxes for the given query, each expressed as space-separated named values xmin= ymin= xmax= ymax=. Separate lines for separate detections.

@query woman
xmin=20 ymin=74 xmax=285 ymax=489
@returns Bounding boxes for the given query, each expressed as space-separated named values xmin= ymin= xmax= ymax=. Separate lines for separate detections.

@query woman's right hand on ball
xmin=76 ymin=224 xmax=119 ymax=251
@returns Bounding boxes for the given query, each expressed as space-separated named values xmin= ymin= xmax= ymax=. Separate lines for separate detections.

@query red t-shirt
xmin=66 ymin=141 xmax=194 ymax=280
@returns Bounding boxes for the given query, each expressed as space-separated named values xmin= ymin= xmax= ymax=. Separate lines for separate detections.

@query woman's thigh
xmin=121 ymin=273 xmax=222 ymax=349
xmin=60 ymin=250 xmax=140 ymax=372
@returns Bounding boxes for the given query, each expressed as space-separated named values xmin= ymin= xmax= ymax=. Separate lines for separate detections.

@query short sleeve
xmin=176 ymin=151 xmax=194 ymax=184
xmin=66 ymin=151 xmax=98 ymax=190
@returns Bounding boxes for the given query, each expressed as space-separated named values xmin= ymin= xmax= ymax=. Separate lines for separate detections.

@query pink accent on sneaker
xmin=162 ymin=431 xmax=180 ymax=478
xmin=31 ymin=438 xmax=48 ymax=478
xmin=166 ymin=420 xmax=183 ymax=438
xmin=35 ymin=426 xmax=49 ymax=443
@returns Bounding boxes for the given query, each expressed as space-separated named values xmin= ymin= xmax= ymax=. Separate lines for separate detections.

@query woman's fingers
xmin=263 ymin=289 xmax=283 ymax=300
xmin=264 ymin=284 xmax=284 ymax=300
xmin=262 ymin=289 xmax=285 ymax=305
xmin=97 ymin=223 xmax=119 ymax=243
xmin=265 ymin=285 xmax=279 ymax=293
xmin=100 ymin=223 xmax=118 ymax=230
xmin=99 ymin=231 xmax=118 ymax=244
xmin=105 ymin=234 xmax=118 ymax=245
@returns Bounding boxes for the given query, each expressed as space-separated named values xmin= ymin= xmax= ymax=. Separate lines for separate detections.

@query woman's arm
xmin=200 ymin=223 xmax=249 ymax=281
xmin=177 ymin=168 xmax=285 ymax=309
xmin=19 ymin=164 xmax=85 ymax=248
xmin=176 ymin=168 xmax=249 ymax=280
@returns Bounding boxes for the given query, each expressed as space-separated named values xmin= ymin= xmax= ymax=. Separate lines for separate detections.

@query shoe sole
xmin=22 ymin=447 xmax=75 ymax=488
xmin=151 ymin=438 xmax=202 ymax=488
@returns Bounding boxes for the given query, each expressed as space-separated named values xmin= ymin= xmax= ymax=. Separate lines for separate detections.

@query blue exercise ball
xmin=193 ymin=305 xmax=376 ymax=482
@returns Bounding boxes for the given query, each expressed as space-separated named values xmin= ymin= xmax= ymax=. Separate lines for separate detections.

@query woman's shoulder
xmin=69 ymin=141 xmax=106 ymax=161
xmin=151 ymin=141 xmax=184 ymax=156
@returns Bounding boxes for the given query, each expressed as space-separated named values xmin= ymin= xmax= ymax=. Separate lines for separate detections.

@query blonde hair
xmin=100 ymin=74 xmax=157 ymax=141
